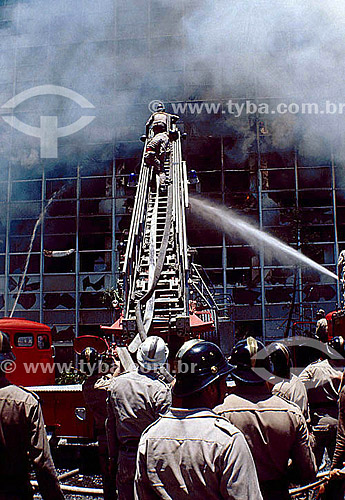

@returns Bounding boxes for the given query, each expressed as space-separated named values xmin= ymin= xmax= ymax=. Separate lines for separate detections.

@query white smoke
xmin=182 ymin=0 xmax=345 ymax=157
xmin=0 ymin=0 xmax=344 ymax=172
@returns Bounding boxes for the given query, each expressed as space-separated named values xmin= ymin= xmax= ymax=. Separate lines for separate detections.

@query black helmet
xmin=80 ymin=346 xmax=99 ymax=374
xmin=173 ymin=339 xmax=233 ymax=398
xmin=327 ymin=336 xmax=345 ymax=358
xmin=269 ymin=342 xmax=292 ymax=379
xmin=229 ymin=336 xmax=273 ymax=385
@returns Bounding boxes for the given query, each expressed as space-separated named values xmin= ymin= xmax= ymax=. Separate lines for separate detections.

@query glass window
xmin=37 ymin=334 xmax=50 ymax=350
xmin=81 ymin=177 xmax=108 ymax=198
xmin=10 ymin=254 xmax=40 ymax=274
xmin=12 ymin=180 xmax=41 ymax=201
xmin=46 ymin=179 xmax=76 ymax=199
xmin=14 ymin=333 xmax=34 ymax=347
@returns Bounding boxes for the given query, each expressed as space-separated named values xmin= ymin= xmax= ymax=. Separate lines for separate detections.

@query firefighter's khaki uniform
xmin=145 ymin=111 xmax=179 ymax=136
xmin=0 ymin=378 xmax=64 ymax=499
xmin=82 ymin=371 xmax=119 ymax=500
xmin=144 ymin=132 xmax=170 ymax=174
xmin=134 ymin=408 xmax=263 ymax=500
xmin=215 ymin=385 xmax=316 ymax=500
xmin=333 ymin=386 xmax=345 ymax=468
xmin=107 ymin=369 xmax=172 ymax=500
xmin=299 ymin=358 xmax=342 ymax=466
xmin=319 ymin=386 xmax=345 ymax=499
xmin=272 ymin=373 xmax=310 ymax=424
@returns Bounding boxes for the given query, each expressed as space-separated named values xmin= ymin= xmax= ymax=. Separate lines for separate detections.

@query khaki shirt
xmin=0 ymin=378 xmax=64 ymax=499
xmin=332 ymin=386 xmax=345 ymax=469
xmin=82 ymin=364 xmax=121 ymax=434
xmin=315 ymin=318 xmax=328 ymax=342
xmin=146 ymin=111 xmax=179 ymax=131
xmin=215 ymin=385 xmax=316 ymax=484
xmin=106 ymin=369 xmax=171 ymax=457
xmin=134 ymin=408 xmax=263 ymax=500
xmin=272 ymin=373 xmax=310 ymax=424
xmin=299 ymin=359 xmax=342 ymax=418
xmin=146 ymin=132 xmax=170 ymax=158
xmin=146 ymin=111 xmax=169 ymax=129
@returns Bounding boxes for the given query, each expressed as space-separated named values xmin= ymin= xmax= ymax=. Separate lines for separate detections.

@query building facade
xmin=0 ymin=0 xmax=342 ymax=352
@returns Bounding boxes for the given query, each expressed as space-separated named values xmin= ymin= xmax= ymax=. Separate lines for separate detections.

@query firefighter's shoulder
xmin=108 ymin=369 xmax=135 ymax=387
xmin=214 ymin=415 xmax=243 ymax=438
xmin=301 ymin=359 xmax=323 ymax=371
xmin=8 ymin=384 xmax=41 ymax=404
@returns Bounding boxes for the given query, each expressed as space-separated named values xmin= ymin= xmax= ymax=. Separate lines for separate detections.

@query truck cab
xmin=0 ymin=317 xmax=55 ymax=386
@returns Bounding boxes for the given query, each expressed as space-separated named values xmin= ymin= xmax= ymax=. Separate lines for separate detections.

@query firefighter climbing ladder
xmin=121 ymin=127 xmax=191 ymax=355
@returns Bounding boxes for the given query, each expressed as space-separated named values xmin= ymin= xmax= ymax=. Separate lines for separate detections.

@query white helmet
xmin=137 ymin=336 xmax=169 ymax=371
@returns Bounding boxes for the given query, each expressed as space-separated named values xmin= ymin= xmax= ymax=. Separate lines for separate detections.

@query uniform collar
xmin=168 ymin=407 xmax=216 ymax=419
xmin=232 ymin=383 xmax=271 ymax=395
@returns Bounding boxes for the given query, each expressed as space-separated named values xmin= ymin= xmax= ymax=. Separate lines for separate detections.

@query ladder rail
xmin=122 ymin=148 xmax=150 ymax=316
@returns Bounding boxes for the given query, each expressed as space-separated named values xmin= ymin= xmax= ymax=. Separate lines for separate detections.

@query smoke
xmin=182 ymin=0 xmax=345 ymax=158
xmin=0 ymin=0 xmax=344 ymax=176
xmin=184 ymin=0 xmax=344 ymax=99
xmin=0 ymin=0 xmax=157 ymax=175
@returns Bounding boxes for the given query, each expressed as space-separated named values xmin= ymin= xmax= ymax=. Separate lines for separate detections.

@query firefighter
xmin=80 ymin=346 xmax=119 ymax=500
xmin=299 ymin=336 xmax=345 ymax=468
xmin=333 ymin=383 xmax=345 ymax=470
xmin=337 ymin=250 xmax=345 ymax=304
xmin=215 ymin=337 xmax=316 ymax=500
xmin=144 ymin=131 xmax=170 ymax=190
xmin=145 ymin=103 xmax=179 ymax=137
xmin=315 ymin=309 xmax=328 ymax=342
xmin=134 ymin=339 xmax=262 ymax=499
xmin=107 ymin=336 xmax=172 ymax=500
xmin=316 ymin=382 xmax=345 ymax=499
xmin=0 ymin=331 xmax=64 ymax=499
xmin=270 ymin=341 xmax=310 ymax=424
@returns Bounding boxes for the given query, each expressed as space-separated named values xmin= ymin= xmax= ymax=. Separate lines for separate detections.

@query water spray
xmin=10 ymin=187 xmax=67 ymax=318
xmin=190 ymin=196 xmax=338 ymax=282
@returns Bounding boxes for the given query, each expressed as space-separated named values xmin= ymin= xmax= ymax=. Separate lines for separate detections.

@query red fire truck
xmin=0 ymin=317 xmax=94 ymax=441
xmin=325 ymin=309 xmax=345 ymax=341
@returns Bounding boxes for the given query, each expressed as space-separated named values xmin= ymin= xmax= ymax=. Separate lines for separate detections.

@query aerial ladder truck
xmin=102 ymin=119 xmax=223 ymax=365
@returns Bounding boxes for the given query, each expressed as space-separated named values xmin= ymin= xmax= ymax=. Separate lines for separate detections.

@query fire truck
xmin=325 ymin=309 xmax=345 ymax=340
xmin=0 ymin=317 xmax=94 ymax=441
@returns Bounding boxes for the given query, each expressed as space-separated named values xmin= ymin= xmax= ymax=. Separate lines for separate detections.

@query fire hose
xmin=289 ymin=467 xmax=345 ymax=497
xmin=29 ymin=466 xmax=345 ymax=497
xmin=31 ymin=468 xmax=103 ymax=495
xmin=134 ymin=181 xmax=173 ymax=341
